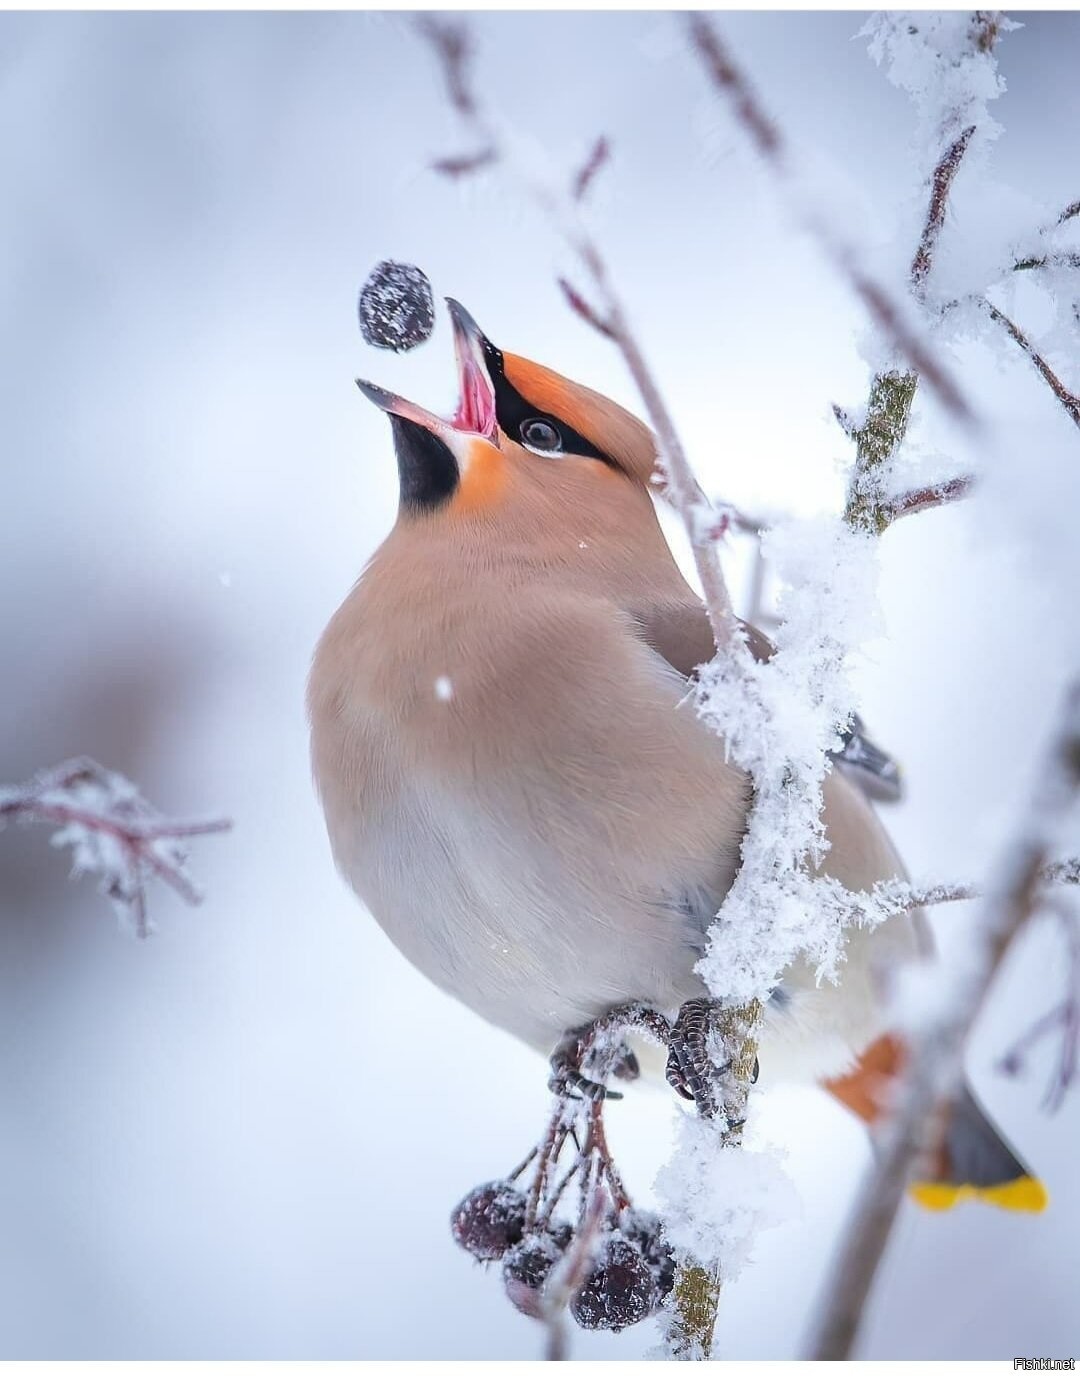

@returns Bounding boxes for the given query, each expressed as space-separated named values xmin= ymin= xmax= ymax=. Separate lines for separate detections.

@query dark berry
xmin=619 ymin=1209 xmax=675 ymax=1300
xmin=502 ymin=1235 xmax=561 ymax=1318
xmin=450 ymin=1182 xmax=527 ymax=1261
xmin=357 ymin=260 xmax=435 ymax=352
xmin=570 ymin=1237 xmax=658 ymax=1331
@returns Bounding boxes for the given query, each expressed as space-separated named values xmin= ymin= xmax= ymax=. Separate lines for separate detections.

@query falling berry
xmin=450 ymin=1182 xmax=527 ymax=1261
xmin=358 ymin=260 xmax=435 ymax=352
xmin=570 ymin=1237 xmax=658 ymax=1331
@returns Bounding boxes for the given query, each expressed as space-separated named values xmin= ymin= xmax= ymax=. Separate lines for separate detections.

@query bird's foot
xmin=548 ymin=1002 xmax=671 ymax=1103
xmin=665 ymin=997 xmax=722 ymax=1114
xmin=666 ymin=998 xmax=761 ymax=1121
xmin=548 ymin=1032 xmax=623 ymax=1102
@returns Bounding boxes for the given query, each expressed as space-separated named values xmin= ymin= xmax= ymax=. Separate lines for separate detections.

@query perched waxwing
xmin=308 ymin=299 xmax=1045 ymax=1212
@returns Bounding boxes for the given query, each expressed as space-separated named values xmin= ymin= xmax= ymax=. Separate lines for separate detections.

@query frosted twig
xmin=685 ymin=12 xmax=975 ymax=427
xmin=911 ymin=125 xmax=976 ymax=294
xmin=882 ymin=474 xmax=975 ymax=523
xmin=0 ymin=757 xmax=231 ymax=939
xmin=1013 ymin=251 xmax=1080 ymax=274
xmin=843 ymin=82 xmax=980 ymax=532
xmin=419 ymin=14 xmax=740 ymax=652
xmin=981 ymin=298 xmax=1080 ymax=431
xmin=807 ymin=680 xmax=1080 ymax=1360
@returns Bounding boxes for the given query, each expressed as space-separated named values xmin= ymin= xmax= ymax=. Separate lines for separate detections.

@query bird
xmin=308 ymin=296 xmax=1045 ymax=1212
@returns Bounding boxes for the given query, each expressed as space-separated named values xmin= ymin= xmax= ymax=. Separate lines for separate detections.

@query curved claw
xmin=547 ymin=1065 xmax=622 ymax=1102
xmin=667 ymin=997 xmax=726 ymax=1117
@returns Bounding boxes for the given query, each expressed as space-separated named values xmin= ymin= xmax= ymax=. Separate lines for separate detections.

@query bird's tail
xmin=824 ymin=1035 xmax=1048 ymax=1213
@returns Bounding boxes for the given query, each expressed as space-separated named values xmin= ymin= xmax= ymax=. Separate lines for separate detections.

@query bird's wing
xmin=631 ymin=597 xmax=905 ymax=804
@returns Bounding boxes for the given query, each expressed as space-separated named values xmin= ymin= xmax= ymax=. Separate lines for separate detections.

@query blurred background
xmin=1 ymin=9 xmax=1078 ymax=1360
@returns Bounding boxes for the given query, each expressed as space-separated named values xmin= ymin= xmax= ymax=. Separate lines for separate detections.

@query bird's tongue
xmin=451 ymin=351 xmax=496 ymax=437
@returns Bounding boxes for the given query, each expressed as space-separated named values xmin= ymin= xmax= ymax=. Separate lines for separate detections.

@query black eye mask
xmin=482 ymin=339 xmax=620 ymax=470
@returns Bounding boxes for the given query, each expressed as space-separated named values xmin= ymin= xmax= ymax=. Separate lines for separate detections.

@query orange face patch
xmin=452 ymin=439 xmax=507 ymax=512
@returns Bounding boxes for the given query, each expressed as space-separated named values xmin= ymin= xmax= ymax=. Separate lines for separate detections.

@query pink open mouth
xmin=446 ymin=298 xmax=498 ymax=439
xmin=451 ymin=352 xmax=496 ymax=437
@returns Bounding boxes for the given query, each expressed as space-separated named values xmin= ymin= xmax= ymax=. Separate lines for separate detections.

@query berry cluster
xmin=451 ymin=1179 xmax=674 ymax=1331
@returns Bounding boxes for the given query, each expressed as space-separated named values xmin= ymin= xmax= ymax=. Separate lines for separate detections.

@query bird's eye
xmin=520 ymin=418 xmax=563 ymax=454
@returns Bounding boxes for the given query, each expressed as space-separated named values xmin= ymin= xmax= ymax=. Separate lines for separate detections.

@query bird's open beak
xmin=354 ymin=378 xmax=450 ymax=434
xmin=446 ymin=298 xmax=497 ymax=439
xmin=355 ymin=298 xmax=497 ymax=444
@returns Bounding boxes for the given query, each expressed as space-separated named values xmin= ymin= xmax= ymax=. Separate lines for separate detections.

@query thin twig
xmin=981 ymin=298 xmax=1080 ymax=430
xmin=911 ymin=125 xmax=976 ymax=294
xmin=808 ymin=680 xmax=1080 ymax=1360
xmin=572 ymin=136 xmax=611 ymax=203
xmin=882 ymin=474 xmax=976 ymax=523
xmin=419 ymin=14 xmax=740 ymax=651
xmin=685 ymin=12 xmax=976 ymax=427
xmin=0 ymin=757 xmax=231 ymax=938
xmin=1013 ymin=251 xmax=1080 ymax=274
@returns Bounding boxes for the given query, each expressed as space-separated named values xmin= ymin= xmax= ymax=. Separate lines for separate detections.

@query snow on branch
xmin=685 ymin=11 xmax=977 ymax=428
xmin=0 ymin=757 xmax=231 ymax=939
xmin=980 ymin=297 xmax=1080 ymax=431
xmin=808 ymin=680 xmax=1080 ymax=1360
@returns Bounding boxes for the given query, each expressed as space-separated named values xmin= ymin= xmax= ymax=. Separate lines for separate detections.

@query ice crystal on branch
xmin=0 ymin=758 xmax=231 ymax=938
xmin=862 ymin=11 xmax=1017 ymax=148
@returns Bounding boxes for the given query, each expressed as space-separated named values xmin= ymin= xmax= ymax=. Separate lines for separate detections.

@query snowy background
xmin=2 ymin=9 xmax=1079 ymax=1359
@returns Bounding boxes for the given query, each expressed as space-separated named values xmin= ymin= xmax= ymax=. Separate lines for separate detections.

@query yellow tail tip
xmin=909 ymin=1177 xmax=1049 ymax=1213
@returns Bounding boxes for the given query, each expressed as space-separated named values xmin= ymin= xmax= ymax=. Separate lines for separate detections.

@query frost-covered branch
xmin=808 ymin=680 xmax=1080 ymax=1360
xmin=911 ymin=125 xmax=976 ymax=294
xmin=981 ymin=298 xmax=1080 ymax=431
xmin=418 ymin=14 xmax=739 ymax=650
xmin=882 ymin=473 xmax=975 ymax=523
xmin=0 ymin=757 xmax=231 ymax=939
xmin=685 ymin=11 xmax=976 ymax=427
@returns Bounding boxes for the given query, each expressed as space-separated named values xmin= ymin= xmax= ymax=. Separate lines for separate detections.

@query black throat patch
xmin=391 ymin=414 xmax=459 ymax=512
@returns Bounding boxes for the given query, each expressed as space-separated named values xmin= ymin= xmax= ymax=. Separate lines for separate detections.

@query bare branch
xmin=685 ymin=12 xmax=976 ymax=427
xmin=419 ymin=14 xmax=740 ymax=650
xmin=883 ymin=473 xmax=975 ymax=523
xmin=431 ymin=148 xmax=496 ymax=179
xmin=982 ymin=298 xmax=1080 ymax=430
xmin=1057 ymin=198 xmax=1080 ymax=226
xmin=911 ymin=125 xmax=976 ymax=293
xmin=1013 ymin=251 xmax=1080 ymax=274
xmin=0 ymin=757 xmax=231 ymax=939
xmin=414 ymin=15 xmax=476 ymax=117
xmin=572 ymin=136 xmax=611 ymax=204
xmin=808 ymin=680 xmax=1080 ymax=1360
xmin=557 ymin=275 xmax=615 ymax=340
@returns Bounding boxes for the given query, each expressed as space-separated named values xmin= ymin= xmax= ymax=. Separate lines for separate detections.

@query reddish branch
xmin=981 ymin=298 xmax=1080 ymax=430
xmin=0 ymin=757 xmax=231 ymax=939
xmin=883 ymin=474 xmax=975 ymax=523
xmin=419 ymin=14 xmax=741 ymax=650
xmin=572 ymin=136 xmax=611 ymax=204
xmin=911 ymin=125 xmax=976 ymax=292
xmin=685 ymin=12 xmax=975 ymax=427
